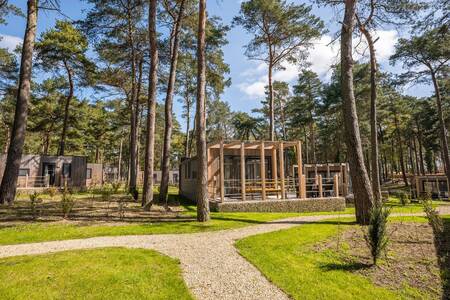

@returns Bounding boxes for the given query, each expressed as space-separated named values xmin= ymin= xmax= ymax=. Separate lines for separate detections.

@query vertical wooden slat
xmin=279 ymin=142 xmax=285 ymax=200
xmin=301 ymin=174 xmax=307 ymax=198
xmin=318 ymin=175 xmax=323 ymax=197
xmin=220 ymin=141 xmax=224 ymax=202
xmin=334 ymin=174 xmax=339 ymax=197
xmin=240 ymin=142 xmax=246 ymax=201
xmin=260 ymin=141 xmax=266 ymax=200
xmin=272 ymin=147 xmax=278 ymax=198
xmin=297 ymin=141 xmax=303 ymax=198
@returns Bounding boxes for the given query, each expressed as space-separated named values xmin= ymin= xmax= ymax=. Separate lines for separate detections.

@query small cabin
xmin=0 ymin=154 xmax=106 ymax=190
xmin=412 ymin=174 xmax=449 ymax=199
xmin=179 ymin=141 xmax=347 ymax=203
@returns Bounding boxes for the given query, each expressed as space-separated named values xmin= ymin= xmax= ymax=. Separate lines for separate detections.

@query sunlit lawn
xmin=1 ymin=186 xmax=448 ymax=245
xmin=235 ymin=216 xmax=449 ymax=300
xmin=0 ymin=247 xmax=193 ymax=300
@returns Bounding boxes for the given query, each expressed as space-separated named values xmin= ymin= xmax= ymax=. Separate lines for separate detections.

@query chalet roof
xmin=207 ymin=140 xmax=300 ymax=150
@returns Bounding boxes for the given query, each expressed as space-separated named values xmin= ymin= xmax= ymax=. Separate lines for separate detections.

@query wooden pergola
xmin=208 ymin=140 xmax=308 ymax=202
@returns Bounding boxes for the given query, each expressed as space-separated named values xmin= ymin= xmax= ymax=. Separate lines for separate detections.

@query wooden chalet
xmin=180 ymin=140 xmax=345 ymax=202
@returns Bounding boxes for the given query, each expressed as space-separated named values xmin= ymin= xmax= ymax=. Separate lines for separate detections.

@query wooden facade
xmin=179 ymin=141 xmax=346 ymax=202
xmin=0 ymin=154 xmax=88 ymax=189
xmin=412 ymin=174 xmax=449 ymax=199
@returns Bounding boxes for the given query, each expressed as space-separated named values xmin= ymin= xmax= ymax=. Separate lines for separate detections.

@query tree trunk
xmin=0 ymin=0 xmax=37 ymax=204
xmin=185 ymin=98 xmax=191 ymax=158
xmin=58 ymin=60 xmax=74 ymax=156
xmin=416 ymin=120 xmax=425 ymax=175
xmin=268 ymin=62 xmax=275 ymax=141
xmin=340 ymin=0 xmax=373 ymax=225
xmin=127 ymin=1 xmax=138 ymax=199
xmin=142 ymin=0 xmax=159 ymax=209
xmin=160 ymin=0 xmax=186 ymax=206
xmin=431 ymin=71 xmax=450 ymax=184
xmin=310 ymin=122 xmax=316 ymax=164
xmin=394 ymin=111 xmax=408 ymax=186
xmin=196 ymin=0 xmax=210 ymax=222
xmin=118 ymin=136 xmax=123 ymax=181
xmin=359 ymin=27 xmax=381 ymax=204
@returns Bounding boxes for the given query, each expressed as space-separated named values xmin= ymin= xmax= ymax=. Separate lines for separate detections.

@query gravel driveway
xmin=0 ymin=208 xmax=448 ymax=300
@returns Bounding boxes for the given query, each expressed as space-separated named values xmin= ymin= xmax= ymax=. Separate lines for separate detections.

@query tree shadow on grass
xmin=436 ymin=217 xmax=450 ymax=300
xmin=319 ymin=261 xmax=372 ymax=272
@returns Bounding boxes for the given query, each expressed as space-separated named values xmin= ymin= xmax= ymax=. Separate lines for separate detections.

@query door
xmin=42 ymin=163 xmax=56 ymax=186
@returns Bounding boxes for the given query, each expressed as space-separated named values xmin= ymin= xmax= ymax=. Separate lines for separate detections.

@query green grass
xmin=236 ymin=218 xmax=438 ymax=300
xmin=0 ymin=247 xmax=193 ymax=300
xmin=2 ymin=190 xmax=448 ymax=246
xmin=0 ymin=210 xmax=351 ymax=245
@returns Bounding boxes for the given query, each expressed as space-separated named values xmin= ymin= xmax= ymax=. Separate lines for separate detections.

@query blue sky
xmin=0 ymin=0 xmax=432 ymax=129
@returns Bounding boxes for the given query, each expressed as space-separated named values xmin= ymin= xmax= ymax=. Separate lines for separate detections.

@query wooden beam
xmin=272 ymin=147 xmax=278 ymax=199
xmin=220 ymin=141 xmax=224 ymax=202
xmin=333 ymin=174 xmax=339 ymax=197
xmin=279 ymin=142 xmax=285 ymax=200
xmin=296 ymin=141 xmax=303 ymax=198
xmin=318 ymin=174 xmax=323 ymax=197
xmin=240 ymin=142 xmax=246 ymax=201
xmin=260 ymin=141 xmax=266 ymax=200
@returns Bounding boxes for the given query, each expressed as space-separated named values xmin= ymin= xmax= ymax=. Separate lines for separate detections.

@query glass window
xmin=86 ymin=168 xmax=92 ymax=179
xmin=18 ymin=169 xmax=29 ymax=177
xmin=63 ymin=163 xmax=71 ymax=178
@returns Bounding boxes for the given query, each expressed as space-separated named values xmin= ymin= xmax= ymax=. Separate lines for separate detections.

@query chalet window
xmin=18 ymin=169 xmax=29 ymax=177
xmin=62 ymin=163 xmax=71 ymax=178
xmin=86 ymin=168 xmax=92 ymax=179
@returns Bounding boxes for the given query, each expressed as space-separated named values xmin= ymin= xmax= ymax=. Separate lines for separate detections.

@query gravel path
xmin=0 ymin=207 xmax=449 ymax=300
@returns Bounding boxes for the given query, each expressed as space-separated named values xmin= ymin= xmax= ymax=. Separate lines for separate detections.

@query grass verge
xmin=0 ymin=247 xmax=192 ymax=300
xmin=235 ymin=217 xmax=446 ymax=300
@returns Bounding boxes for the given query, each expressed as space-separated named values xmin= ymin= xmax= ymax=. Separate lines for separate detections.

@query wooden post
xmin=25 ymin=174 xmax=28 ymax=188
xmin=334 ymin=174 xmax=339 ymax=197
xmin=240 ymin=142 xmax=246 ymax=201
xmin=279 ymin=142 xmax=285 ymax=200
xmin=272 ymin=146 xmax=278 ymax=198
xmin=297 ymin=141 xmax=303 ymax=199
xmin=220 ymin=141 xmax=225 ymax=202
xmin=260 ymin=141 xmax=266 ymax=200
xmin=318 ymin=174 xmax=323 ymax=197
xmin=301 ymin=175 xmax=307 ymax=198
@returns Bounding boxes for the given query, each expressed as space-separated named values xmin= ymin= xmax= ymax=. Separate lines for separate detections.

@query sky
xmin=0 ymin=0 xmax=433 ymax=129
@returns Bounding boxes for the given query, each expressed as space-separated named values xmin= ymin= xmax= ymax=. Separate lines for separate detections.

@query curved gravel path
xmin=0 ymin=207 xmax=449 ymax=300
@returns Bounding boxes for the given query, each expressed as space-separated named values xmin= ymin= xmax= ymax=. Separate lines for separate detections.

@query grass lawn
xmin=1 ymin=186 xmax=448 ymax=245
xmin=0 ymin=247 xmax=193 ymax=300
xmin=235 ymin=217 xmax=449 ymax=300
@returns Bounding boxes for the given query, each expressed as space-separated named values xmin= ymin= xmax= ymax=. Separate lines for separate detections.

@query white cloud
xmin=238 ymin=81 xmax=266 ymax=98
xmin=236 ymin=29 xmax=399 ymax=98
xmin=308 ymin=35 xmax=340 ymax=80
xmin=0 ymin=34 xmax=22 ymax=52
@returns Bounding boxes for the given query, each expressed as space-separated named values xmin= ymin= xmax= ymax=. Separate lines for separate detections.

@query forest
xmin=0 ymin=0 xmax=448 ymax=224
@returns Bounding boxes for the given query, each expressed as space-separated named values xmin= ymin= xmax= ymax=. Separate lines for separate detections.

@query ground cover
xmin=0 ymin=247 xmax=193 ymax=300
xmin=236 ymin=216 xmax=450 ymax=299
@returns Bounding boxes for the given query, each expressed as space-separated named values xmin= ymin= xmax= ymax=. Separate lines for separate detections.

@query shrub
xmin=111 ymin=182 xmax=122 ymax=194
xmin=29 ymin=192 xmax=43 ymax=220
xmin=117 ymin=197 xmax=127 ymax=220
xmin=45 ymin=187 xmax=58 ymax=199
xmin=60 ymin=190 xmax=75 ymax=219
xmin=101 ymin=186 xmax=112 ymax=201
xmin=364 ymin=205 xmax=391 ymax=265
xmin=399 ymin=192 xmax=410 ymax=206
xmin=423 ymin=198 xmax=444 ymax=236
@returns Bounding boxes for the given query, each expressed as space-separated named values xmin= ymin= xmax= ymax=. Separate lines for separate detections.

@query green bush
xmin=399 ymin=192 xmax=410 ymax=206
xmin=29 ymin=192 xmax=43 ymax=220
xmin=111 ymin=182 xmax=122 ymax=194
xmin=45 ymin=187 xmax=58 ymax=199
xmin=364 ymin=205 xmax=391 ymax=265
xmin=423 ymin=199 xmax=443 ymax=236
xmin=61 ymin=190 xmax=75 ymax=219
